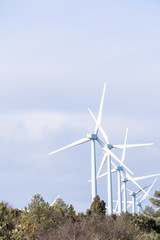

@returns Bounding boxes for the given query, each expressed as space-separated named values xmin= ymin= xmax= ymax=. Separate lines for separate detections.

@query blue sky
xmin=0 ymin=0 xmax=160 ymax=212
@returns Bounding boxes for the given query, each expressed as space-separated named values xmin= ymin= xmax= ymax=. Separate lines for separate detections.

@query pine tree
xmin=27 ymin=194 xmax=49 ymax=224
xmin=52 ymin=197 xmax=69 ymax=215
xmin=66 ymin=204 xmax=76 ymax=217
xmin=144 ymin=191 xmax=160 ymax=219
xmin=0 ymin=202 xmax=21 ymax=239
xmin=90 ymin=195 xmax=106 ymax=216
xmin=20 ymin=194 xmax=57 ymax=238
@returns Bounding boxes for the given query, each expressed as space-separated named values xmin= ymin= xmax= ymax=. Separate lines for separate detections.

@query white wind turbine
xmin=110 ymin=135 xmax=159 ymax=215
xmin=113 ymin=195 xmax=143 ymax=215
xmin=96 ymin=152 xmax=150 ymax=215
xmin=117 ymin=132 xmax=155 ymax=215
xmin=48 ymin=83 xmax=107 ymax=201
xmin=127 ymin=178 xmax=157 ymax=215
xmin=93 ymin=135 xmax=143 ymax=215
xmin=48 ymin=83 xmax=137 ymax=202
xmin=97 ymin=148 xmax=160 ymax=214
xmin=113 ymin=172 xmax=160 ymax=214
xmin=127 ymin=185 xmax=150 ymax=215
xmin=136 ymin=178 xmax=157 ymax=215
xmin=88 ymin=110 xmax=153 ymax=214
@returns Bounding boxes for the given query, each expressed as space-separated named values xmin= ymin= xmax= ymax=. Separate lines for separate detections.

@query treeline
xmin=0 ymin=193 xmax=160 ymax=240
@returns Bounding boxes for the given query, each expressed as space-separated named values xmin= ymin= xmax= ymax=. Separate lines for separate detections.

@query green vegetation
xmin=0 ymin=193 xmax=160 ymax=240
xmin=144 ymin=191 xmax=160 ymax=220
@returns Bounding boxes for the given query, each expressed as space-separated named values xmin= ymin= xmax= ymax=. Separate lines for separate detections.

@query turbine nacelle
xmin=107 ymin=143 xmax=113 ymax=150
xmin=136 ymin=202 xmax=141 ymax=206
xmin=130 ymin=192 xmax=136 ymax=196
xmin=122 ymin=177 xmax=128 ymax=183
xmin=87 ymin=133 xmax=97 ymax=140
xmin=116 ymin=166 xmax=123 ymax=171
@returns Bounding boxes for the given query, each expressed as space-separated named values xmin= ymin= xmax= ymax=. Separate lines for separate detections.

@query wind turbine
xmin=92 ymin=129 xmax=139 ymax=214
xmin=126 ymin=178 xmax=157 ymax=215
xmin=88 ymin=112 xmax=153 ymax=214
xmin=49 ymin=83 xmax=136 ymax=203
xmin=136 ymin=178 xmax=157 ymax=215
xmin=113 ymin=195 xmax=142 ymax=214
xmin=97 ymin=156 xmax=149 ymax=215
xmin=48 ymin=83 xmax=107 ymax=201
xmin=88 ymin=109 xmax=153 ymax=153
xmin=112 ymin=172 xmax=160 ymax=214
xmin=127 ymin=187 xmax=148 ymax=215
xmin=97 ymin=160 xmax=160 ymax=214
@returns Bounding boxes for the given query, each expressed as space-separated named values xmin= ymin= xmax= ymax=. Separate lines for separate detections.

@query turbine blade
xmin=97 ymin=151 xmax=108 ymax=177
xmin=140 ymin=178 xmax=157 ymax=203
xmin=106 ymin=148 xmax=134 ymax=175
xmin=114 ymin=201 xmax=118 ymax=212
xmin=50 ymin=195 xmax=60 ymax=206
xmin=98 ymin=168 xmax=117 ymax=178
xmin=121 ymin=184 xmax=124 ymax=193
xmin=121 ymin=127 xmax=128 ymax=163
xmin=88 ymin=108 xmax=109 ymax=144
xmin=136 ymin=184 xmax=150 ymax=195
xmin=136 ymin=195 xmax=143 ymax=202
xmin=48 ymin=137 xmax=90 ymax=155
xmin=96 ymin=137 xmax=106 ymax=148
xmin=127 ymin=203 xmax=132 ymax=209
xmin=121 ymin=171 xmax=125 ymax=178
xmin=133 ymin=173 xmax=160 ymax=181
xmin=141 ymin=205 xmax=143 ymax=212
xmin=113 ymin=209 xmax=118 ymax=214
xmin=113 ymin=143 xmax=153 ymax=149
xmin=89 ymin=168 xmax=117 ymax=181
xmin=126 ymin=188 xmax=132 ymax=194
xmin=95 ymin=83 xmax=106 ymax=134
xmin=111 ymin=160 xmax=117 ymax=169
xmin=125 ymin=171 xmax=148 ymax=196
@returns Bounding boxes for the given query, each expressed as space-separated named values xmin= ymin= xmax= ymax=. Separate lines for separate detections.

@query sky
xmin=0 ymin=0 xmax=160 ymax=213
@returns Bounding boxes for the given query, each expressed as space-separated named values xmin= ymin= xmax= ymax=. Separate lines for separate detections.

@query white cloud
xmin=0 ymin=110 xmax=159 ymax=142
xmin=0 ymin=111 xmax=92 ymax=140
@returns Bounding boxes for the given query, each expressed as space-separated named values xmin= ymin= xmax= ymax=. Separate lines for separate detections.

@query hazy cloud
xmin=0 ymin=0 xmax=160 ymax=212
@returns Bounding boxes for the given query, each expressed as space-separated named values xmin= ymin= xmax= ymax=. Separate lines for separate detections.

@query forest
xmin=0 ymin=192 xmax=160 ymax=240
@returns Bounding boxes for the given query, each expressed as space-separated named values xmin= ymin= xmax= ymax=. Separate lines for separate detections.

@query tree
xmin=19 ymin=194 xmax=57 ymax=239
xmin=52 ymin=197 xmax=69 ymax=216
xmin=27 ymin=194 xmax=49 ymax=224
xmin=66 ymin=205 xmax=76 ymax=217
xmin=90 ymin=195 xmax=106 ymax=216
xmin=132 ymin=214 xmax=157 ymax=232
xmin=86 ymin=209 xmax=91 ymax=216
xmin=0 ymin=202 xmax=22 ymax=239
xmin=144 ymin=191 xmax=160 ymax=219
